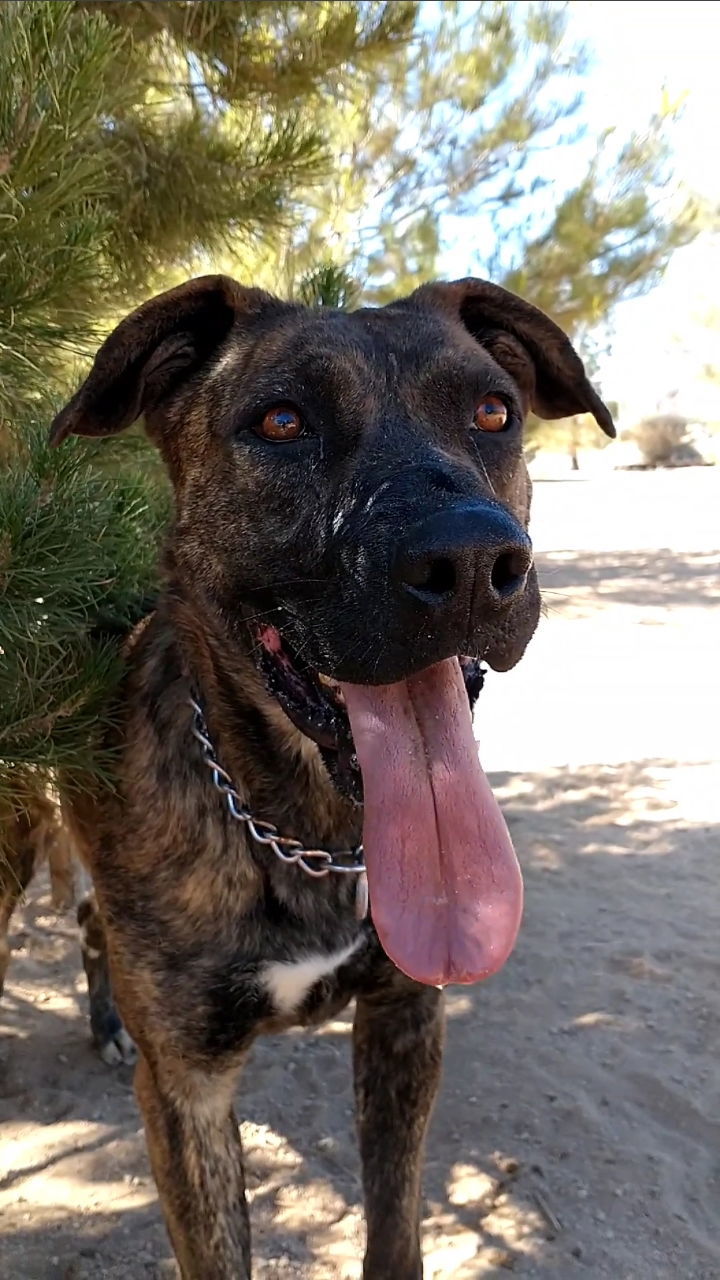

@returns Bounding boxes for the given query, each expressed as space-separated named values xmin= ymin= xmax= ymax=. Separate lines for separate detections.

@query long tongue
xmin=341 ymin=658 xmax=522 ymax=986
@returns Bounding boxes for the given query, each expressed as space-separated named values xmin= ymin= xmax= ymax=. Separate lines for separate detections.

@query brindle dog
xmin=47 ymin=276 xmax=613 ymax=1279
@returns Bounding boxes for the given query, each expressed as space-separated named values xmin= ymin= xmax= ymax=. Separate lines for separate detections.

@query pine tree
xmin=0 ymin=1 xmax=133 ymax=418
xmin=0 ymin=421 xmax=168 ymax=828
xmin=0 ymin=0 xmax=413 ymax=417
xmin=0 ymin=0 xmax=412 ymax=824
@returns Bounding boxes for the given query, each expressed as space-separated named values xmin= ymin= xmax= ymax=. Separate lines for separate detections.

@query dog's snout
xmin=393 ymin=503 xmax=532 ymax=612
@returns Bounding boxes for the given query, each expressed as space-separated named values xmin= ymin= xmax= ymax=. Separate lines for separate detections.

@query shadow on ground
xmin=537 ymin=549 xmax=720 ymax=613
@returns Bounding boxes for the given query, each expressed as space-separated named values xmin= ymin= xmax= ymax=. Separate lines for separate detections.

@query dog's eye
xmin=472 ymin=397 xmax=508 ymax=432
xmin=255 ymin=406 xmax=304 ymax=442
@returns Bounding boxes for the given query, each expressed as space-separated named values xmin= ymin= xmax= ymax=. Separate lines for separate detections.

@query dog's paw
xmin=98 ymin=1025 xmax=137 ymax=1067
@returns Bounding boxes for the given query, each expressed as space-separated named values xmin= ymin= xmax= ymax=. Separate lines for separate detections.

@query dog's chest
xmin=192 ymin=918 xmax=383 ymax=1055
xmin=260 ymin=937 xmax=363 ymax=1016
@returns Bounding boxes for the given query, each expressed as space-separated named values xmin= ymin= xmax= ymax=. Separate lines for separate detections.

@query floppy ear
xmin=49 ymin=275 xmax=281 ymax=446
xmin=408 ymin=277 xmax=615 ymax=438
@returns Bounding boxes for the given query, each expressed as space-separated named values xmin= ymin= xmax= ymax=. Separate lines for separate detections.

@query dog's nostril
xmin=403 ymin=555 xmax=456 ymax=599
xmin=490 ymin=550 xmax=530 ymax=598
xmin=424 ymin=557 xmax=456 ymax=597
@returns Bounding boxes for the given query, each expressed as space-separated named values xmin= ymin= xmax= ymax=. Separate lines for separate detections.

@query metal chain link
xmin=189 ymin=696 xmax=368 ymax=919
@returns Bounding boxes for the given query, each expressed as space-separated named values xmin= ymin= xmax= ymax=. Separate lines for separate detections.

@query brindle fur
xmin=38 ymin=276 xmax=612 ymax=1277
xmin=1 ymin=789 xmax=75 ymax=995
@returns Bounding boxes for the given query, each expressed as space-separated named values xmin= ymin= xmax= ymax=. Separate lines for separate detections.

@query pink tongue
xmin=341 ymin=658 xmax=523 ymax=987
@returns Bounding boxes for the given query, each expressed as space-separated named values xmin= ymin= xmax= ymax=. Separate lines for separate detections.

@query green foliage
xmin=503 ymin=122 xmax=695 ymax=332
xmin=80 ymin=1 xmax=416 ymax=104
xmin=0 ymin=1 xmax=135 ymax=416
xmin=360 ymin=1 xmax=585 ymax=302
xmin=296 ymin=263 xmax=361 ymax=309
xmin=0 ymin=0 xmax=412 ymax=417
xmin=264 ymin=2 xmax=695 ymax=336
xmin=0 ymin=417 xmax=168 ymax=816
xmin=259 ymin=1 xmax=582 ymax=293
xmin=75 ymin=0 xmax=415 ymax=294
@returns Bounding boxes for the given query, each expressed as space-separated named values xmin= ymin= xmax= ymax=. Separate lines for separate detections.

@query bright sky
xmin=570 ymin=0 xmax=720 ymax=423
xmin=441 ymin=1 xmax=720 ymax=426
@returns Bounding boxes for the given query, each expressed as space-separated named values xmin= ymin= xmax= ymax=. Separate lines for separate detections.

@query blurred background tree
xmin=255 ymin=2 xmax=694 ymax=323
xmin=626 ymin=414 xmax=704 ymax=469
xmin=0 ymin=0 xmax=701 ymax=818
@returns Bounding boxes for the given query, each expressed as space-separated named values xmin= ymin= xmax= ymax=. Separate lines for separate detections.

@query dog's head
xmin=51 ymin=273 xmax=612 ymax=679
xmin=52 ymin=275 xmax=613 ymax=986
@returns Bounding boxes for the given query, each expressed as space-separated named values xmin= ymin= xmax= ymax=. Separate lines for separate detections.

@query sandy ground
xmin=1 ymin=467 xmax=719 ymax=1279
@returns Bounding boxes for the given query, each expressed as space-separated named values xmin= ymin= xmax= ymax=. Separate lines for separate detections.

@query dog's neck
xmin=165 ymin=588 xmax=361 ymax=852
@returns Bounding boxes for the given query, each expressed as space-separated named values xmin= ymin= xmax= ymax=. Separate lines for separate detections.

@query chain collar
xmin=189 ymin=696 xmax=369 ymax=920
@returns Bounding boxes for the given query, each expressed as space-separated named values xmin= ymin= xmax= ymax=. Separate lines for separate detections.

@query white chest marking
xmin=262 ymin=938 xmax=361 ymax=1015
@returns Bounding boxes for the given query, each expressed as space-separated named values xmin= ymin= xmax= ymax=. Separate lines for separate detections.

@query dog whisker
xmin=477 ymin=456 xmax=496 ymax=496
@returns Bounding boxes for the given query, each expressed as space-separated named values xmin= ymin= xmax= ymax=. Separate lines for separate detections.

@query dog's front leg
xmin=135 ymin=1053 xmax=250 ymax=1279
xmin=353 ymin=985 xmax=444 ymax=1279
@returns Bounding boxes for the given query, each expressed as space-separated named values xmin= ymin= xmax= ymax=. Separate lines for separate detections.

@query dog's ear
xmin=49 ymin=275 xmax=281 ymax=446
xmin=408 ymin=277 xmax=615 ymax=438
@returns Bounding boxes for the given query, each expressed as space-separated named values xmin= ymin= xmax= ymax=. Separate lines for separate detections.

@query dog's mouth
xmin=253 ymin=622 xmax=522 ymax=990
xmin=254 ymin=623 xmax=485 ymax=805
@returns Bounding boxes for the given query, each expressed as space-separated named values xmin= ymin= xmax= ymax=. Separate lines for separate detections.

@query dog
xmin=46 ymin=275 xmax=613 ymax=1278
xmin=0 ymin=786 xmax=75 ymax=996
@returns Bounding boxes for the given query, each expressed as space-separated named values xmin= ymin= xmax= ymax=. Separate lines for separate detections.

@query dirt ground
xmin=1 ymin=467 xmax=719 ymax=1279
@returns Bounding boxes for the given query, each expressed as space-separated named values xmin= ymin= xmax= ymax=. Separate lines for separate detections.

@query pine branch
xmin=295 ymin=263 xmax=361 ymax=309
xmin=79 ymin=1 xmax=416 ymax=106
xmin=0 ymin=416 xmax=167 ymax=814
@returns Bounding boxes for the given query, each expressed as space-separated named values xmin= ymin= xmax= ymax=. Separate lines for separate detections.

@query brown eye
xmin=473 ymin=396 xmax=508 ymax=432
xmin=256 ymin=406 xmax=303 ymax=441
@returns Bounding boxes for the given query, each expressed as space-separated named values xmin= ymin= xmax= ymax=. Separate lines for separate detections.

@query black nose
xmin=393 ymin=502 xmax=532 ymax=611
